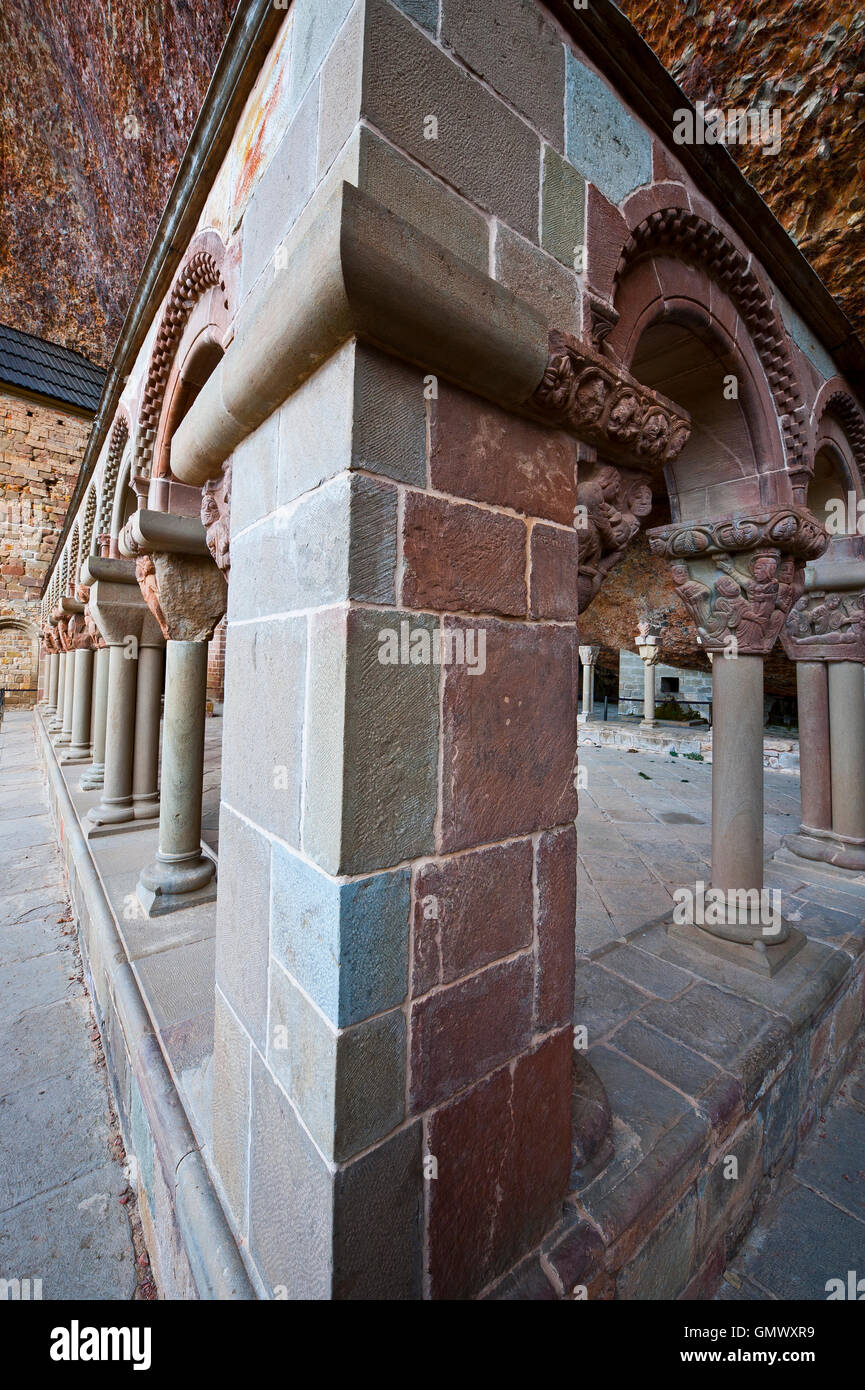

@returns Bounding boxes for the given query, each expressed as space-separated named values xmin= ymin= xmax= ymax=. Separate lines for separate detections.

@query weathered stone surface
xmin=288 ymin=0 xmax=354 ymax=119
xmin=410 ymin=955 xmax=534 ymax=1112
xmin=615 ymin=1190 xmax=697 ymax=1300
xmin=541 ymin=145 xmax=586 ymax=269
xmin=536 ymin=824 xmax=577 ymax=1031
xmin=361 ymin=0 xmax=541 ymax=241
xmin=241 ymin=77 xmax=318 ymax=296
xmin=140 ymin=552 xmax=227 ymax=643
xmin=441 ymin=0 xmax=565 ymax=146
xmin=431 ymin=381 xmax=577 ymax=524
xmin=529 ymin=524 xmax=579 ymax=621
xmin=412 ymin=839 xmax=535 ymax=996
xmin=573 ymin=961 xmax=647 ymax=1045
xmin=214 ymin=804 xmax=271 ymax=1050
xmin=212 ymin=987 xmax=251 ymax=1232
xmin=545 ymin=1214 xmax=606 ymax=1296
xmin=401 ymin=493 xmax=527 ymax=617
xmin=440 ymin=619 xmax=578 ymax=851
xmin=352 ymin=341 xmax=428 ymax=486
xmin=270 ymin=843 xmax=410 ymax=1028
xmin=695 ymin=1112 xmax=763 ymax=1261
xmin=427 ymin=1031 xmax=572 ymax=1299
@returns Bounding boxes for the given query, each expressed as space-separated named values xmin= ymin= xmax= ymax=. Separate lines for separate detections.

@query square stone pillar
xmin=212 ymin=344 xmax=577 ymax=1299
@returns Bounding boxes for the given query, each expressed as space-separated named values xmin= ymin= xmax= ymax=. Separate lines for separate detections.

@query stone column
xmin=135 ymin=550 xmax=227 ymax=914
xmin=781 ymin=585 xmax=865 ymax=870
xmin=132 ymin=640 xmax=164 ymax=820
xmin=578 ymin=644 xmax=599 ymax=722
xmin=649 ymin=508 xmax=826 ymax=974
xmin=64 ymin=647 xmax=95 ymax=762
xmin=46 ymin=649 xmax=60 ymax=716
xmin=49 ymin=650 xmax=66 ymax=732
xmin=57 ymin=645 xmax=75 ymax=746
xmin=81 ymin=644 xmax=110 ymax=791
xmin=637 ymin=631 xmax=660 ymax=727
xmin=86 ymin=558 xmax=154 ymax=833
xmin=828 ymin=660 xmax=865 ymax=863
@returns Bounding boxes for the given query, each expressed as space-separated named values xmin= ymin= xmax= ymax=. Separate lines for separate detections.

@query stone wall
xmin=619 ymin=648 xmax=713 ymax=718
xmin=1 ymin=385 xmax=85 ymax=702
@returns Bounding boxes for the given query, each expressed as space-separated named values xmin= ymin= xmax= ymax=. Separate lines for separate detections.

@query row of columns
xmin=40 ymin=534 xmax=226 ymax=918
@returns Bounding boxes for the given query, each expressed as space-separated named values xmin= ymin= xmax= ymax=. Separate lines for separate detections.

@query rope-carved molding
xmin=67 ymin=525 xmax=79 ymax=592
xmin=134 ymin=249 xmax=225 ymax=481
xmin=614 ymin=209 xmax=807 ymax=468
xmin=80 ymin=486 xmax=97 ymax=560
xmin=531 ymin=330 xmax=691 ymax=466
xmin=821 ymin=391 xmax=865 ymax=481
xmin=97 ymin=414 xmax=130 ymax=539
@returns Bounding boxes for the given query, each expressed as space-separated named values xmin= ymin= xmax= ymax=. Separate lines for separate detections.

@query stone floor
xmin=0 ymin=710 xmax=144 ymax=1298
xmin=718 ymin=1043 xmax=865 ymax=1300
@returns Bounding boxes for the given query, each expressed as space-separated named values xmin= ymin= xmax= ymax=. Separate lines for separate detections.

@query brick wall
xmin=207 ymin=617 xmax=226 ymax=707
xmin=0 ymin=385 xmax=86 ymax=704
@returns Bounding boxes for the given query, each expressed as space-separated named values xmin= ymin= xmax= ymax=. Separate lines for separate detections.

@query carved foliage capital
xmin=136 ymin=552 xmax=227 ymax=644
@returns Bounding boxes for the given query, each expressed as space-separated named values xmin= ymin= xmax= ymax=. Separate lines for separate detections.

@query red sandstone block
xmin=409 ymin=955 xmax=534 ymax=1112
xmin=430 ymin=382 xmax=577 ymax=525
xmin=529 ymin=523 xmax=579 ymax=620
xmin=412 ymin=839 xmax=534 ymax=996
xmin=401 ymin=492 xmax=526 ymax=617
xmin=427 ymin=1030 xmax=573 ymax=1298
xmin=535 ymin=824 xmax=577 ymax=1032
xmin=440 ymin=618 xmax=578 ymax=852
xmin=585 ymin=183 xmax=630 ymax=301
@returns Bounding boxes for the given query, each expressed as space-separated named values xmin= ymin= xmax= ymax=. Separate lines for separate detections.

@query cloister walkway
xmin=0 ymin=710 xmax=143 ymax=1298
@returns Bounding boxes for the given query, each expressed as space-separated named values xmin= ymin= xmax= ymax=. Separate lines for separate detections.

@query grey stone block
xmin=738 ymin=1182 xmax=865 ymax=1299
xmin=229 ymin=410 xmax=279 ymax=538
xmin=212 ymin=989 xmax=251 ymax=1234
xmin=317 ymin=1 xmax=364 ymax=177
xmin=215 ymin=805 xmax=272 ymax=1050
xmin=441 ymin=0 xmax=565 ymax=146
xmin=268 ymin=963 xmax=405 ymax=1160
xmin=288 ymin=0 xmax=356 ymax=120
xmin=759 ymin=1043 xmax=809 ymax=1174
xmin=357 ymin=127 xmax=490 ymax=277
xmin=495 ymin=222 xmax=580 ymax=334
xmin=541 ymin=145 xmax=586 ymax=268
xmin=565 ymin=51 xmax=652 ymax=206
xmin=393 ymin=0 xmax=437 ymax=29
xmin=249 ymin=1053 xmax=334 ymax=1298
xmin=278 ymin=342 xmax=355 ymax=505
xmin=270 ymin=840 xmax=411 ymax=1027
xmin=333 ymin=1122 xmax=424 ymax=1299
xmin=221 ymin=615 xmax=306 ymax=848
xmin=352 ymin=339 xmax=428 ymax=486
xmin=696 ymin=1112 xmax=763 ymax=1258
xmin=241 ymin=77 xmax=319 ymax=297
xmin=362 ymin=0 xmax=541 ymax=241
xmin=303 ymin=606 xmax=439 ymax=875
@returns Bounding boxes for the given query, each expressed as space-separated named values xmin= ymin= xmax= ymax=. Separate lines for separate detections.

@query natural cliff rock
xmin=0 ymin=0 xmax=239 ymax=363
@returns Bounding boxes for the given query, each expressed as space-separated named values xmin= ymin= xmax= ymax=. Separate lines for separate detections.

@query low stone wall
xmin=578 ymin=718 xmax=800 ymax=771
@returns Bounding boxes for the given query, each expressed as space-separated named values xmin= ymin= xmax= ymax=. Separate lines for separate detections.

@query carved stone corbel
xmin=576 ymin=462 xmax=653 ymax=613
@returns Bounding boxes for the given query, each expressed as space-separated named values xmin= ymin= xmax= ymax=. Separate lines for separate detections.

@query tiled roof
xmin=0 ymin=323 xmax=105 ymax=412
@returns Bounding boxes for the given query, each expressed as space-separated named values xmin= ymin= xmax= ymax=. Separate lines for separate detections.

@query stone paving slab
xmin=0 ymin=711 xmax=140 ymax=1299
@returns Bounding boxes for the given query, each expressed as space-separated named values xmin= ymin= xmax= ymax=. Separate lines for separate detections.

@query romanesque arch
xmin=134 ymin=230 xmax=229 ymax=483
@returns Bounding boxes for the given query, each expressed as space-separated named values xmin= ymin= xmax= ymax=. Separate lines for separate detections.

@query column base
xmin=87 ymin=813 xmax=160 ymax=840
xmin=781 ymin=829 xmax=865 ymax=873
xmin=61 ymin=745 xmax=92 ymax=765
xmin=640 ymin=719 xmax=657 ymax=729
xmin=667 ymin=919 xmax=807 ymax=977
xmin=80 ymin=763 xmax=105 ymax=790
xmin=136 ymin=852 xmax=216 ymax=917
xmin=133 ymin=794 xmax=161 ymax=820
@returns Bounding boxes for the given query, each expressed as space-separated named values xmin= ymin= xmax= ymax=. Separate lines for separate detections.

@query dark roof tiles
xmin=0 ymin=322 xmax=105 ymax=412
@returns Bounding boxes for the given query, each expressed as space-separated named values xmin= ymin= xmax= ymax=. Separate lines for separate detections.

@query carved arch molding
xmin=613 ymin=208 xmax=808 ymax=469
xmin=820 ymin=391 xmax=865 ymax=483
xmin=97 ymin=414 xmax=130 ymax=540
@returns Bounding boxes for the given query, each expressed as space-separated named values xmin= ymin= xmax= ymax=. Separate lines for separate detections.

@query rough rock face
xmin=620 ymin=0 xmax=865 ymax=336
xmin=0 ymin=0 xmax=240 ymax=363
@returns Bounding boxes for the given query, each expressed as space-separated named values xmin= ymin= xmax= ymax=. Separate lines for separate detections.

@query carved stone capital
xmin=578 ymin=644 xmax=600 ymax=666
xmin=648 ymin=509 xmax=828 ymax=656
xmin=782 ymin=589 xmax=865 ymax=663
xmin=531 ymin=331 xmax=691 ymax=466
xmin=576 ymin=461 xmax=654 ymax=613
xmin=137 ymin=552 xmax=227 ymax=643
xmin=201 ymin=459 xmax=232 ymax=578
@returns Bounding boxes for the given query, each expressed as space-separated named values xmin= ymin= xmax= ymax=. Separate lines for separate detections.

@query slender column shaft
xmin=50 ymin=653 xmax=66 ymax=730
xmin=88 ymin=645 xmax=138 ymax=824
xmin=711 ymin=654 xmax=765 ymax=931
xmin=46 ymin=652 xmax=60 ymax=714
xmin=828 ymin=661 xmax=865 ymax=842
xmin=138 ymin=640 xmax=213 ymax=908
xmin=67 ymin=649 xmax=94 ymax=759
xmin=643 ymin=661 xmax=656 ymax=725
xmin=132 ymin=645 xmax=163 ymax=819
xmin=57 ymin=652 xmax=75 ymax=744
xmin=796 ymin=661 xmax=832 ymax=833
xmin=581 ymin=663 xmax=595 ymax=717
